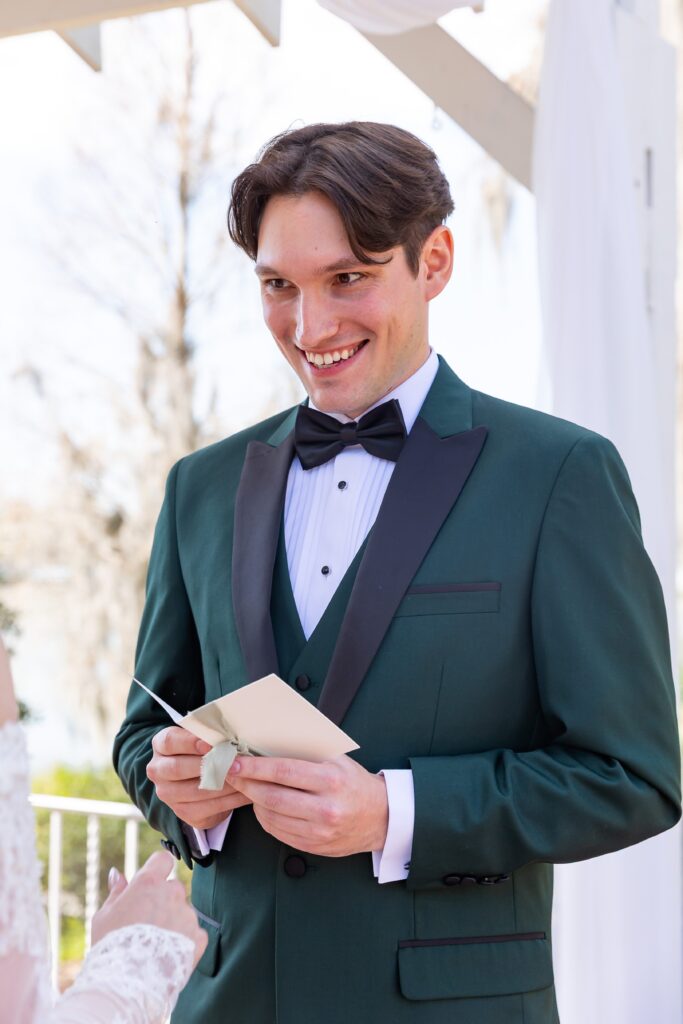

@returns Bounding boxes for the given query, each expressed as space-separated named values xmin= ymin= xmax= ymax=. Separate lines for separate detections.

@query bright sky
xmin=0 ymin=0 xmax=547 ymax=768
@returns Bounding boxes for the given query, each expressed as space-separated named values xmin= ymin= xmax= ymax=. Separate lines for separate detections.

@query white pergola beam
xmin=234 ymin=0 xmax=280 ymax=46
xmin=58 ymin=25 xmax=102 ymax=69
xmin=0 ymin=0 xmax=280 ymax=45
xmin=363 ymin=23 xmax=534 ymax=191
xmin=0 ymin=0 xmax=213 ymax=36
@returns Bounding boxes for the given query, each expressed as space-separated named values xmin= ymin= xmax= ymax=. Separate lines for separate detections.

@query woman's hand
xmin=92 ymin=850 xmax=208 ymax=967
xmin=0 ymin=635 xmax=19 ymax=726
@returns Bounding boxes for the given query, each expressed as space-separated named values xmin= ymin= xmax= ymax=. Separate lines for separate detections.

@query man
xmin=113 ymin=122 xmax=681 ymax=1024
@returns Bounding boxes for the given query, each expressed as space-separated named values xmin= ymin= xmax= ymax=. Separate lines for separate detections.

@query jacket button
xmin=460 ymin=875 xmax=478 ymax=886
xmin=295 ymin=674 xmax=311 ymax=692
xmin=161 ymin=838 xmax=181 ymax=860
xmin=284 ymin=854 xmax=307 ymax=878
xmin=443 ymin=873 xmax=462 ymax=886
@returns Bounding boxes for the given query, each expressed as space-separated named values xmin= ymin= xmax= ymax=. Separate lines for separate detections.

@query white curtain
xmin=316 ymin=0 xmax=476 ymax=35
xmin=533 ymin=2 xmax=681 ymax=1022
xmin=315 ymin=0 xmax=681 ymax=1018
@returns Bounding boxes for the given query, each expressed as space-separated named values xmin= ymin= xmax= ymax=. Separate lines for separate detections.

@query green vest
xmin=270 ymin=521 xmax=368 ymax=702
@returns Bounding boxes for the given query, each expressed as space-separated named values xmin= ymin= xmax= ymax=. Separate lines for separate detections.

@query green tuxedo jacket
xmin=113 ymin=357 xmax=681 ymax=1024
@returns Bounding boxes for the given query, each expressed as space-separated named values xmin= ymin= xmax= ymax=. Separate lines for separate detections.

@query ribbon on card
xmin=132 ymin=673 xmax=359 ymax=792
xmin=199 ymin=738 xmax=248 ymax=790
xmin=186 ymin=700 xmax=271 ymax=790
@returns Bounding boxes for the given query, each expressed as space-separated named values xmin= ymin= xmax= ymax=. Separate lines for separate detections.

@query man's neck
xmin=309 ymin=349 xmax=439 ymax=435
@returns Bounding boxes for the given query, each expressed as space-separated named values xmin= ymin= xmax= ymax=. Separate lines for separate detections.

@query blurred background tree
xmin=10 ymin=10 xmax=297 ymax=749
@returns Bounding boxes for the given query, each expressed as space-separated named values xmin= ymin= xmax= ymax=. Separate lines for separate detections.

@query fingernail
xmin=108 ymin=867 xmax=121 ymax=890
xmin=196 ymin=740 xmax=210 ymax=754
xmin=229 ymin=758 xmax=241 ymax=774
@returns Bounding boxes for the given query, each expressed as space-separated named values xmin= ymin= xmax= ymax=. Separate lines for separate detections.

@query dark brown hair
xmin=227 ymin=121 xmax=454 ymax=276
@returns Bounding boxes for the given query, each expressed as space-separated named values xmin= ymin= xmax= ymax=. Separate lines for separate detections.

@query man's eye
xmin=336 ymin=272 xmax=363 ymax=285
xmin=265 ymin=278 xmax=290 ymax=290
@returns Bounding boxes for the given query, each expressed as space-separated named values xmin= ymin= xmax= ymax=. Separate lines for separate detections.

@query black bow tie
xmin=294 ymin=400 xmax=407 ymax=470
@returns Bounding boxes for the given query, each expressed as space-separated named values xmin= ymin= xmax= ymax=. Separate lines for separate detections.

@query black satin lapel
xmin=317 ymin=419 xmax=488 ymax=725
xmin=232 ymin=435 xmax=295 ymax=682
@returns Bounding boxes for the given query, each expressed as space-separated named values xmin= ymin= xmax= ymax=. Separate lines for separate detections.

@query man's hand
xmin=228 ymin=754 xmax=389 ymax=857
xmin=146 ymin=726 xmax=252 ymax=830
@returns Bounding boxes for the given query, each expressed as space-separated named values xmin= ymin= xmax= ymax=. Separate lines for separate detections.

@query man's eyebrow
xmin=253 ymin=256 xmax=387 ymax=278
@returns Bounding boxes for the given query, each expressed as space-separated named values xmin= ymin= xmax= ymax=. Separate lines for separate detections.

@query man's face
xmin=254 ymin=191 xmax=440 ymax=419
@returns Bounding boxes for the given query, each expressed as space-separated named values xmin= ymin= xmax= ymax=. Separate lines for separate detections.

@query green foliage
xmin=61 ymin=916 xmax=86 ymax=962
xmin=17 ymin=699 xmax=35 ymax=723
xmin=1 ymin=572 xmax=36 ymax=722
xmin=0 ymin=566 xmax=19 ymax=640
xmin=32 ymin=762 xmax=192 ymax=964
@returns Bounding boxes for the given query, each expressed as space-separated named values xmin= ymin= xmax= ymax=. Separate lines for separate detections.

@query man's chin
xmin=307 ymin=388 xmax=372 ymax=420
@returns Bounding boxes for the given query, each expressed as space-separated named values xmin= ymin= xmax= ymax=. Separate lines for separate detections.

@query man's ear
xmin=421 ymin=225 xmax=454 ymax=301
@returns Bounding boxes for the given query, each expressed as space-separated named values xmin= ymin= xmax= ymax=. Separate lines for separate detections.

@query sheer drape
xmin=534 ymin=2 xmax=681 ymax=1022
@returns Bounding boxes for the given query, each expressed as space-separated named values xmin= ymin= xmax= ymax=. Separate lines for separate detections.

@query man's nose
xmin=293 ymin=294 xmax=339 ymax=349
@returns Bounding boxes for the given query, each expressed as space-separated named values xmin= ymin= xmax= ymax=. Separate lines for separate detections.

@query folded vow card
xmin=133 ymin=674 xmax=359 ymax=790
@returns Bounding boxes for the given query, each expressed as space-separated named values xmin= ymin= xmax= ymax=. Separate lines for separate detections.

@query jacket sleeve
xmin=113 ymin=460 xmax=205 ymax=868
xmin=407 ymin=433 xmax=681 ymax=890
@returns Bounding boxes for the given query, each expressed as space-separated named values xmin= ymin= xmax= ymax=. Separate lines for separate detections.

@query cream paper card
xmin=134 ymin=674 xmax=359 ymax=790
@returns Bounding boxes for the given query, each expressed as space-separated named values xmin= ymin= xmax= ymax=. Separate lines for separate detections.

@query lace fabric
xmin=58 ymin=925 xmax=195 ymax=1024
xmin=0 ymin=720 xmax=195 ymax=1024
xmin=0 ymin=721 xmax=47 ymax=962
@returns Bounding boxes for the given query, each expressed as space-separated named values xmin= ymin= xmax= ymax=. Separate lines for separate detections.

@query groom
xmin=113 ymin=122 xmax=681 ymax=1024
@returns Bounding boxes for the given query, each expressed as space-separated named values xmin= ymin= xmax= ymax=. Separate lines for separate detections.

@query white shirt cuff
xmin=371 ymin=769 xmax=414 ymax=884
xmin=188 ymin=814 xmax=232 ymax=857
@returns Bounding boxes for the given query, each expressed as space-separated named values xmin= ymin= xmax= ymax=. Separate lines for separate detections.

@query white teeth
xmin=305 ymin=342 xmax=363 ymax=365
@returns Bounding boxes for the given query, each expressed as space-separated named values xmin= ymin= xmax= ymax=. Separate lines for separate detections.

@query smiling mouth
xmin=303 ymin=339 xmax=369 ymax=369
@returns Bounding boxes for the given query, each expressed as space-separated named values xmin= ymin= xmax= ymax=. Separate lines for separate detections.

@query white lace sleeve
xmin=54 ymin=925 xmax=195 ymax=1024
xmin=0 ymin=721 xmax=194 ymax=1024
xmin=0 ymin=719 xmax=54 ymax=1023
xmin=0 ymin=720 xmax=49 ymax=963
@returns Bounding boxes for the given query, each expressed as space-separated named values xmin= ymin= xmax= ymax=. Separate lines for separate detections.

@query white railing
xmin=29 ymin=793 xmax=146 ymax=990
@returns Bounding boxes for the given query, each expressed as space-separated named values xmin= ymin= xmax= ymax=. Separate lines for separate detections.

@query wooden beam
xmin=363 ymin=23 xmax=534 ymax=191
xmin=0 ymin=0 xmax=280 ymax=45
xmin=0 ymin=0 xmax=211 ymax=36
xmin=234 ymin=0 xmax=280 ymax=46
xmin=57 ymin=24 xmax=102 ymax=69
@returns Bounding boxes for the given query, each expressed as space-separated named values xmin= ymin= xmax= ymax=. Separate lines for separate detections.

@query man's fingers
xmin=148 ymin=748 xmax=245 ymax=795
xmin=152 ymin=726 xmax=211 ymax=757
xmin=174 ymin=791 xmax=252 ymax=820
xmin=253 ymin=806 xmax=325 ymax=851
xmin=230 ymin=778 xmax=317 ymax=820
xmin=254 ymin=805 xmax=315 ymax=838
xmin=155 ymin=777 xmax=249 ymax=805
xmin=148 ymin=753 xmax=205 ymax=783
xmin=229 ymin=755 xmax=330 ymax=793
